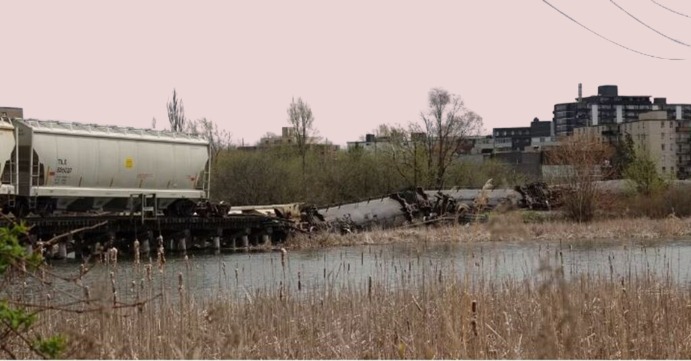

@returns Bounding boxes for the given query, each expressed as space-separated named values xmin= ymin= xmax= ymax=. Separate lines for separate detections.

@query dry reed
xmin=14 ymin=240 xmax=691 ymax=360
xmin=286 ymin=211 xmax=691 ymax=250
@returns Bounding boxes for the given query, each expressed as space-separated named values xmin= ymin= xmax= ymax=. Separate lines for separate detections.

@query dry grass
xmin=9 ymin=210 xmax=691 ymax=359
xmin=22 ymin=251 xmax=691 ymax=359
xmin=286 ymin=211 xmax=691 ymax=249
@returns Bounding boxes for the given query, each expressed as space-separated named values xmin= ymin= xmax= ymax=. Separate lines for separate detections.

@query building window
xmin=662 ymin=144 xmax=665 ymax=151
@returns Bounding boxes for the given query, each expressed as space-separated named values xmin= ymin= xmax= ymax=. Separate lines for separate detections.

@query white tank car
xmin=0 ymin=118 xmax=17 ymax=209
xmin=12 ymin=119 xmax=210 ymax=215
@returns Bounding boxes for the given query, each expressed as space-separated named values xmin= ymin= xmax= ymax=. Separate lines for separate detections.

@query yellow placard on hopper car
xmin=125 ymin=157 xmax=134 ymax=169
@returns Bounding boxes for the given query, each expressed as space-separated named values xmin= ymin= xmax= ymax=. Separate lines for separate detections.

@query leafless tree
xmin=187 ymin=117 xmax=232 ymax=163
xmin=167 ymin=89 xmax=186 ymax=132
xmin=420 ymin=88 xmax=483 ymax=189
xmin=287 ymin=97 xmax=316 ymax=183
xmin=378 ymin=124 xmax=429 ymax=187
xmin=546 ymin=133 xmax=613 ymax=222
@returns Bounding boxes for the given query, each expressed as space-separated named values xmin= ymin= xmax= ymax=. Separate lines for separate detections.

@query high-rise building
xmin=553 ymin=85 xmax=654 ymax=137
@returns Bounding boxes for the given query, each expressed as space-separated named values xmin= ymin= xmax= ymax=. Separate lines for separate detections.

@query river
xmin=7 ymin=238 xmax=691 ymax=305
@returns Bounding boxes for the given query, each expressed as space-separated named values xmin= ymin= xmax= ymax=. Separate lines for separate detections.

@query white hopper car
xmin=0 ymin=118 xmax=17 ymax=204
xmin=1 ymin=117 xmax=210 ymax=216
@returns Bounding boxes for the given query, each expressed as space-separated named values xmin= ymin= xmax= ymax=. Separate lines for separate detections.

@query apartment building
xmin=553 ymin=85 xmax=657 ymax=137
xmin=575 ymin=111 xmax=678 ymax=177
xmin=492 ymin=118 xmax=555 ymax=152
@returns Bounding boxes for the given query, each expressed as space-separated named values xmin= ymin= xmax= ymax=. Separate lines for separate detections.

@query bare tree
xmin=287 ymin=97 xmax=316 ymax=182
xmin=420 ymin=88 xmax=483 ymax=189
xmin=167 ymin=89 xmax=186 ymax=132
xmin=187 ymin=117 xmax=232 ymax=163
xmin=378 ymin=123 xmax=429 ymax=187
xmin=546 ymin=133 xmax=613 ymax=222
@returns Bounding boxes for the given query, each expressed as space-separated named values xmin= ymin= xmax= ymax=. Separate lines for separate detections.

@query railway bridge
xmin=0 ymin=213 xmax=294 ymax=260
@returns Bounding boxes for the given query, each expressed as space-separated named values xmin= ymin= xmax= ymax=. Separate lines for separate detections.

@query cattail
xmin=110 ymin=271 xmax=117 ymax=301
xmin=84 ymin=286 xmax=90 ymax=304
xmin=280 ymin=248 xmax=287 ymax=269
xmin=146 ymin=264 xmax=152 ymax=281
xmin=235 ymin=268 xmax=239 ymax=285
xmin=178 ymin=272 xmax=184 ymax=292
xmin=157 ymin=245 xmax=166 ymax=269
xmin=298 ymin=272 xmax=302 ymax=291
xmin=279 ymin=281 xmax=284 ymax=301
xmin=368 ymin=276 xmax=372 ymax=301
xmin=109 ymin=247 xmax=118 ymax=266
xmin=471 ymin=300 xmax=478 ymax=337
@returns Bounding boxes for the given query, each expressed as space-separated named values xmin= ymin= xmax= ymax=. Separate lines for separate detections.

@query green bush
xmin=0 ymin=222 xmax=66 ymax=359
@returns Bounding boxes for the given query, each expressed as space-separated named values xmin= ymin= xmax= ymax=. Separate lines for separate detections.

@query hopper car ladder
xmin=129 ymin=193 xmax=159 ymax=224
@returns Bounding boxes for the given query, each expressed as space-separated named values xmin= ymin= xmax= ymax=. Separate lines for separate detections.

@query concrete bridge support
xmin=57 ymin=233 xmax=71 ymax=259
xmin=177 ymin=229 xmax=190 ymax=254
xmin=213 ymin=228 xmax=222 ymax=253
xmin=142 ymin=231 xmax=152 ymax=257
xmin=241 ymin=229 xmax=250 ymax=251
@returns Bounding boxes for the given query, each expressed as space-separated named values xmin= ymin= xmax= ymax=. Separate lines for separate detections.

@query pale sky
xmin=2 ymin=0 xmax=691 ymax=146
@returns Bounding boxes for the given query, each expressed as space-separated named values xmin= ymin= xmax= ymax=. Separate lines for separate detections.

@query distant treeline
xmin=210 ymin=146 xmax=526 ymax=207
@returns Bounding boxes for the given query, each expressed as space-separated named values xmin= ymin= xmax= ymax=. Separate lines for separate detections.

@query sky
xmin=2 ymin=0 xmax=691 ymax=147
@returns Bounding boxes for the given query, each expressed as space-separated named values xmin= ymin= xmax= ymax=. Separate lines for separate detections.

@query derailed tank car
xmin=10 ymin=119 xmax=210 ymax=216
xmin=315 ymin=195 xmax=411 ymax=232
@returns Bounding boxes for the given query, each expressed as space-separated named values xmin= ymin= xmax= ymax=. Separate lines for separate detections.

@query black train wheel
xmin=165 ymin=199 xmax=196 ymax=217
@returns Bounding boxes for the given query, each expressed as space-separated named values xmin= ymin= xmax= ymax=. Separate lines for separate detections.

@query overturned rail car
xmin=305 ymin=182 xmax=556 ymax=233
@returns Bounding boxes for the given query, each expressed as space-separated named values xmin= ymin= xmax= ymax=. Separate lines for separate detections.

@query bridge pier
xmin=57 ymin=243 xmax=67 ymax=259
xmin=213 ymin=228 xmax=222 ymax=253
xmin=241 ymin=232 xmax=249 ymax=251
xmin=262 ymin=227 xmax=272 ymax=247
xmin=177 ymin=230 xmax=189 ymax=254
xmin=142 ymin=231 xmax=152 ymax=257
xmin=57 ymin=233 xmax=70 ymax=259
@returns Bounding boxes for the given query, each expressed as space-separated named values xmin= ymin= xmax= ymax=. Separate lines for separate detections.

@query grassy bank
xmin=285 ymin=211 xmax=691 ymax=249
xmin=21 ymin=252 xmax=691 ymax=359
